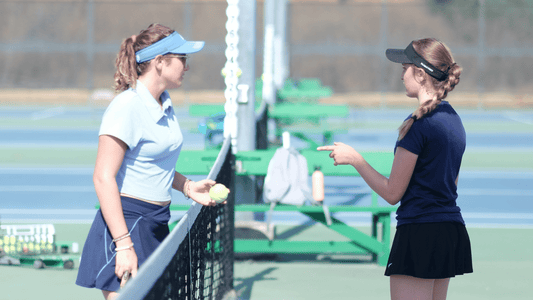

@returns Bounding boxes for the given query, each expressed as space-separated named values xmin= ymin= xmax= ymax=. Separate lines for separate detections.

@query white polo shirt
xmin=99 ymin=80 xmax=183 ymax=202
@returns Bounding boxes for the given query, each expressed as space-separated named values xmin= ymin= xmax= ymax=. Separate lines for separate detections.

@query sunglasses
xmin=166 ymin=54 xmax=190 ymax=68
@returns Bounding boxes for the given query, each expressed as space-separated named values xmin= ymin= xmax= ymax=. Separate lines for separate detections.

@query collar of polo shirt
xmin=135 ymin=80 xmax=173 ymax=122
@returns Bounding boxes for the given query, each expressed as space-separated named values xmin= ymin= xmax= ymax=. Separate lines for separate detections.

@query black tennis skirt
xmin=384 ymin=222 xmax=473 ymax=279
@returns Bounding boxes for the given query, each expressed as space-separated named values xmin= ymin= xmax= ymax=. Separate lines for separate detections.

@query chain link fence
xmin=1 ymin=0 xmax=532 ymax=107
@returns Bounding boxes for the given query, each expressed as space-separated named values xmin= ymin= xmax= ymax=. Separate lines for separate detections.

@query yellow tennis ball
xmin=221 ymin=68 xmax=242 ymax=78
xmin=209 ymin=184 xmax=230 ymax=203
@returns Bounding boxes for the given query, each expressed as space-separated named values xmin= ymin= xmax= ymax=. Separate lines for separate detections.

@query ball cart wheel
xmin=63 ymin=259 xmax=74 ymax=270
xmin=33 ymin=259 xmax=45 ymax=269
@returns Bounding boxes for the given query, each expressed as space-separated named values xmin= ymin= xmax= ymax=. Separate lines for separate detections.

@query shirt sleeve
xmin=99 ymin=94 xmax=142 ymax=149
xmin=397 ymin=120 xmax=426 ymax=155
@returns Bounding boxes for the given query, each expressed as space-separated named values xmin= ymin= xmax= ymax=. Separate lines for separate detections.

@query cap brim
xmin=386 ymin=48 xmax=412 ymax=64
xmin=169 ymin=41 xmax=205 ymax=54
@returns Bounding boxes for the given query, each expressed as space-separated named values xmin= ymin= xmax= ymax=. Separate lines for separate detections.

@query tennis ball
xmin=209 ymin=184 xmax=230 ymax=203
xmin=221 ymin=67 xmax=242 ymax=78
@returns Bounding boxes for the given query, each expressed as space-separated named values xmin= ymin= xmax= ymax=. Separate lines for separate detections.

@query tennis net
xmin=116 ymin=138 xmax=235 ymax=300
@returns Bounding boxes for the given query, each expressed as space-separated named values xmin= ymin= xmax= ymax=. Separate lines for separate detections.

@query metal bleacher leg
xmin=372 ymin=214 xmax=378 ymax=263
xmin=379 ymin=213 xmax=392 ymax=266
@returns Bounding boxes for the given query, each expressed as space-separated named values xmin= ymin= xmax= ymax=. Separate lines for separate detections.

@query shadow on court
xmin=234 ymin=267 xmax=278 ymax=300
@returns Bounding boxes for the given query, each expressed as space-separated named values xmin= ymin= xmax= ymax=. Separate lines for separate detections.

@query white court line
xmin=504 ymin=111 xmax=533 ymax=125
xmin=270 ymin=211 xmax=533 ymax=220
xmin=462 ymin=212 xmax=533 ymax=220
xmin=0 ymin=219 xmax=95 ymax=224
xmin=0 ymin=167 xmax=93 ymax=174
xmin=5 ymin=211 xmax=528 ymax=220
xmin=1 ymin=168 xmax=532 ymax=178
xmin=464 ymin=223 xmax=533 ymax=229
xmin=465 ymin=146 xmax=533 ymax=152
xmin=458 ymin=188 xmax=533 ymax=196
xmin=269 ymin=212 xmax=533 ymax=229
xmin=0 ymin=209 xmax=97 ymax=224
xmin=0 ymin=209 xmax=96 ymax=215
xmin=0 ymin=142 xmax=97 ymax=148
xmin=0 ymin=186 xmax=94 ymax=192
xmin=458 ymin=171 xmax=533 ymax=179
xmin=2 ymin=210 xmax=532 ymax=228
xmin=1 ymin=186 xmax=529 ymax=196
xmin=31 ymin=106 xmax=66 ymax=120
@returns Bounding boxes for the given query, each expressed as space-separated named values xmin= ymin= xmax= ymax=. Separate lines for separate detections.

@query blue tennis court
xmin=0 ymin=106 xmax=532 ymax=227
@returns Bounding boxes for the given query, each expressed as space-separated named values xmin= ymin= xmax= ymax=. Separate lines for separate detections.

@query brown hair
xmin=113 ymin=23 xmax=175 ymax=92
xmin=398 ymin=38 xmax=462 ymax=140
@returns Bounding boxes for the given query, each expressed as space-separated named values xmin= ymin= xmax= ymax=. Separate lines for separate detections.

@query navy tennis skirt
xmin=384 ymin=222 xmax=473 ymax=279
xmin=76 ymin=196 xmax=171 ymax=292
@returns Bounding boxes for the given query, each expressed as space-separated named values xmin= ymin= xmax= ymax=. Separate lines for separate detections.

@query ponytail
xmin=113 ymin=24 xmax=174 ymax=93
xmin=114 ymin=35 xmax=139 ymax=92
xmin=397 ymin=38 xmax=462 ymax=141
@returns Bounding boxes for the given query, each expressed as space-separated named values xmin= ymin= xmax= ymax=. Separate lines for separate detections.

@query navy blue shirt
xmin=394 ymin=101 xmax=466 ymax=226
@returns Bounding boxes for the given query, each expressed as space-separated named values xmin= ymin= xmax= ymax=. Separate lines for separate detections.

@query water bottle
xmin=312 ymin=166 xmax=324 ymax=203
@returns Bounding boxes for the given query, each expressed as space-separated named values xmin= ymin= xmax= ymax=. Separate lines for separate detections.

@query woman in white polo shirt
xmin=76 ymin=23 xmax=218 ymax=299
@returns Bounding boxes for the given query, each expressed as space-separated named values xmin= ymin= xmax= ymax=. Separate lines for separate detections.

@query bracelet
xmin=112 ymin=232 xmax=131 ymax=243
xmin=183 ymin=179 xmax=191 ymax=199
xmin=115 ymin=243 xmax=134 ymax=252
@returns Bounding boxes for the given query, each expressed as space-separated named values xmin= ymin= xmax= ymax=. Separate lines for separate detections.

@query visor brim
xmin=169 ymin=41 xmax=205 ymax=54
xmin=386 ymin=48 xmax=412 ymax=64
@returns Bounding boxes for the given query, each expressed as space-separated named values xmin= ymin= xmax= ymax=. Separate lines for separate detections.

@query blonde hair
xmin=113 ymin=23 xmax=174 ymax=92
xmin=398 ymin=38 xmax=462 ymax=141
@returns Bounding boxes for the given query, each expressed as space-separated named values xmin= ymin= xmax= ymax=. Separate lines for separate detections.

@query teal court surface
xmin=0 ymin=224 xmax=531 ymax=300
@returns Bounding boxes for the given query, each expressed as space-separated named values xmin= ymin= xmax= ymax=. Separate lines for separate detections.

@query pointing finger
xmin=317 ymin=146 xmax=335 ymax=151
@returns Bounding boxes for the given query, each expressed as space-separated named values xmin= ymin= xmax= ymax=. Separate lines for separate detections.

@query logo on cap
xmin=420 ymin=62 xmax=433 ymax=72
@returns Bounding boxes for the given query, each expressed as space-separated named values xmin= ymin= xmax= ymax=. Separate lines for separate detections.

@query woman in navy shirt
xmin=319 ymin=38 xmax=472 ymax=300
xmin=76 ymin=24 xmax=220 ymax=300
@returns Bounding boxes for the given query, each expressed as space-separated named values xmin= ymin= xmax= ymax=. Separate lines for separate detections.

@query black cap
xmin=386 ymin=42 xmax=448 ymax=81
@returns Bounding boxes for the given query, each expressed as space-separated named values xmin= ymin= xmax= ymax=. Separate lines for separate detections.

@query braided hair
xmin=398 ymin=38 xmax=462 ymax=141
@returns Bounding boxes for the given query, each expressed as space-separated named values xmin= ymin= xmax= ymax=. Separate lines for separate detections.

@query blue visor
xmin=135 ymin=32 xmax=205 ymax=64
